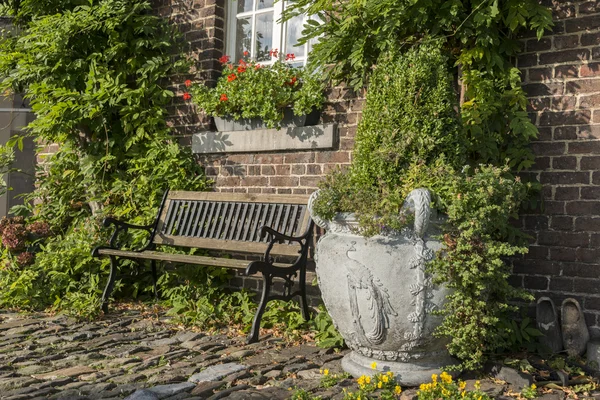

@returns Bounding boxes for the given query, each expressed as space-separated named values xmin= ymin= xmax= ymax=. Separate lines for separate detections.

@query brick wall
xmin=516 ymin=0 xmax=600 ymax=337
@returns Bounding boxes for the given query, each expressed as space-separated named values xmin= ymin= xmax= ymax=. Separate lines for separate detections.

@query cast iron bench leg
xmin=248 ymin=274 xmax=272 ymax=344
xmin=102 ymin=255 xmax=118 ymax=314
xmin=151 ymin=259 xmax=159 ymax=301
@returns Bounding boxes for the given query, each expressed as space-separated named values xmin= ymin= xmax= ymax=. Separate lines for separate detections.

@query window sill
xmin=191 ymin=123 xmax=336 ymax=154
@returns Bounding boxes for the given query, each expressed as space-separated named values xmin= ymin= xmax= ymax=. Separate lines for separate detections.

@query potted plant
xmin=187 ymin=51 xmax=324 ymax=130
xmin=307 ymin=43 xmax=534 ymax=384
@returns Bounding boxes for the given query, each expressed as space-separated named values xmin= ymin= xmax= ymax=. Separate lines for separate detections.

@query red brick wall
xmin=516 ymin=0 xmax=600 ymax=337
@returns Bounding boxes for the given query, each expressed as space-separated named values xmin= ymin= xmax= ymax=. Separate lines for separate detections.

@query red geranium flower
xmin=218 ymin=55 xmax=230 ymax=64
xmin=237 ymin=66 xmax=247 ymax=73
xmin=184 ymin=79 xmax=192 ymax=87
xmin=255 ymin=64 xmax=262 ymax=70
xmin=269 ymin=48 xmax=279 ymax=58
xmin=243 ymin=50 xmax=249 ymax=57
xmin=285 ymin=53 xmax=296 ymax=61
xmin=183 ymin=92 xmax=191 ymax=101
xmin=228 ymin=64 xmax=234 ymax=70
xmin=220 ymin=94 xmax=228 ymax=102
xmin=286 ymin=76 xmax=298 ymax=86
xmin=227 ymin=74 xmax=237 ymax=82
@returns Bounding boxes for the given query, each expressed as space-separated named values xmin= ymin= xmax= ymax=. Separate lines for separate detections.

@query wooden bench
xmin=92 ymin=190 xmax=314 ymax=343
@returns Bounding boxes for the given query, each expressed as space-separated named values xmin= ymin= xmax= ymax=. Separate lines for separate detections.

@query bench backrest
xmin=153 ymin=191 xmax=312 ymax=257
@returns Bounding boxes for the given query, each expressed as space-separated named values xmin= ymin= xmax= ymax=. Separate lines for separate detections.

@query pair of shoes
xmin=536 ymin=297 xmax=589 ymax=356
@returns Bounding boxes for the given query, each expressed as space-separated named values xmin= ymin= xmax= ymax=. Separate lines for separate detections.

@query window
xmin=226 ymin=0 xmax=313 ymax=67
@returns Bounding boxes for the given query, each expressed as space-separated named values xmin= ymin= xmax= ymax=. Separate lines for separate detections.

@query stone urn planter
xmin=308 ymin=188 xmax=456 ymax=386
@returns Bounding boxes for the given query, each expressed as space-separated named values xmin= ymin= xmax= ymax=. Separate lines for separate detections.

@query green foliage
xmin=190 ymin=55 xmax=324 ymax=129
xmin=309 ymin=28 xmax=547 ymax=369
xmin=290 ymin=389 xmax=322 ymax=400
xmin=520 ymin=384 xmax=539 ymax=399
xmin=0 ymin=0 xmax=209 ymax=315
xmin=341 ymin=368 xmax=402 ymax=400
xmin=313 ymin=304 xmax=345 ymax=349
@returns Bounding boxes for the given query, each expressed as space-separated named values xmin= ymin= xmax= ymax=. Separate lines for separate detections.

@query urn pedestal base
xmin=342 ymin=351 xmax=457 ymax=387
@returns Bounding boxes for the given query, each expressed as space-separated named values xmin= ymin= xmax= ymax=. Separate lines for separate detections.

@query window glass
xmin=237 ymin=0 xmax=253 ymax=14
xmin=255 ymin=12 xmax=274 ymax=61
xmin=257 ymin=0 xmax=274 ymax=10
xmin=285 ymin=13 xmax=305 ymax=58
xmin=235 ymin=17 xmax=252 ymax=61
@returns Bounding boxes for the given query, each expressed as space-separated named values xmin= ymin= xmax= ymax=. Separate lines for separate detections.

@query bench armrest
xmin=100 ymin=217 xmax=154 ymax=252
xmin=260 ymin=222 xmax=313 ymax=264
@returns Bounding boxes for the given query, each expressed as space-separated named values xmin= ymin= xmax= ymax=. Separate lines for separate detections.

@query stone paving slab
xmin=0 ymin=310 xmax=591 ymax=400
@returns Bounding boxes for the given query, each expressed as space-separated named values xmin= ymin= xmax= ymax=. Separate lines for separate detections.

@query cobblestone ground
xmin=0 ymin=311 xmax=591 ymax=400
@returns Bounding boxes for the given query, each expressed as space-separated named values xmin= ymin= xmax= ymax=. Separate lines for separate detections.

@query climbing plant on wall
xmin=0 ymin=0 xmax=210 ymax=315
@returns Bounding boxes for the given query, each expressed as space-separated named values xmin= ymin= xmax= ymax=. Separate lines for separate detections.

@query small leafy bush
xmin=189 ymin=52 xmax=324 ymax=128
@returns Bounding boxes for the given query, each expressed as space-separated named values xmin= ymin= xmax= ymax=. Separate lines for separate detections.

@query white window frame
xmin=226 ymin=1 xmax=310 ymax=67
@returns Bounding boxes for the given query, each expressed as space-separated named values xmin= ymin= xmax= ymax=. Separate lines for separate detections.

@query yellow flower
xmin=474 ymin=380 xmax=481 ymax=390
xmin=478 ymin=396 xmax=482 ymax=400
xmin=531 ymin=384 xmax=537 ymax=390
xmin=382 ymin=375 xmax=389 ymax=383
xmin=357 ymin=376 xmax=365 ymax=386
xmin=461 ymin=392 xmax=466 ymax=398
xmin=395 ymin=385 xmax=402 ymax=394
xmin=420 ymin=383 xmax=427 ymax=391
xmin=459 ymin=381 xmax=467 ymax=391
xmin=442 ymin=389 xmax=450 ymax=396
xmin=432 ymin=374 xmax=438 ymax=383
xmin=440 ymin=371 xmax=453 ymax=383
xmin=323 ymin=369 xmax=329 ymax=376
xmin=378 ymin=381 xmax=383 ymax=388
xmin=371 ymin=362 xmax=377 ymax=369
xmin=365 ymin=376 xmax=371 ymax=384
xmin=387 ymin=371 xmax=394 ymax=377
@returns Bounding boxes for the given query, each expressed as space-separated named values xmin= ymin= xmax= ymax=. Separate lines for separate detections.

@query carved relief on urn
xmin=308 ymin=188 xmax=456 ymax=386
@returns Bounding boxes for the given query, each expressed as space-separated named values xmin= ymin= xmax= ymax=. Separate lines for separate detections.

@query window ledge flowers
xmin=186 ymin=52 xmax=324 ymax=130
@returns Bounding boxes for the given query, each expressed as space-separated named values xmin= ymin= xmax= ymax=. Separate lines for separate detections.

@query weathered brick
xmin=540 ymin=171 xmax=589 ymax=185
xmin=555 ymin=64 xmax=579 ymax=78
xmin=240 ymin=176 xmax=268 ymax=186
xmin=552 ymin=156 xmax=577 ymax=170
xmin=255 ymin=154 xmax=284 ymax=164
xmin=528 ymin=97 xmax=550 ymax=112
xmin=580 ymin=63 xmax=600 ymax=77
xmin=284 ymin=153 xmax=315 ymax=163
xmin=552 ymin=96 xmax=577 ymax=111
xmin=581 ymin=186 xmax=600 ymax=200
xmin=554 ymin=35 xmax=580 ymax=50
xmin=550 ymin=215 xmax=574 ymax=230
xmin=540 ymin=49 xmax=590 ymax=65
xmin=540 ymin=111 xmax=591 ymax=126
xmin=554 ymin=186 xmax=580 ymax=200
xmin=580 ymin=1 xmax=600 ymax=14
xmin=531 ymin=142 xmax=565 ymax=155
xmin=574 ymin=278 xmax=600 ymax=295
xmin=306 ymin=164 xmax=322 ymax=175
xmin=538 ymin=231 xmax=589 ymax=247
xmin=581 ymin=31 xmax=600 ymax=46
xmin=527 ymin=67 xmax=552 ymax=82
xmin=291 ymin=164 xmax=306 ymax=175
xmin=524 ymin=276 xmax=549 ymax=290
xmin=584 ymin=297 xmax=600 ymax=311
xmin=508 ymin=274 xmax=523 ymax=289
xmin=269 ymin=176 xmax=299 ymax=187
xmin=566 ymin=79 xmax=600 ymax=94
xmin=277 ymin=188 xmax=292 ymax=194
xmin=216 ymin=176 xmax=241 ymax=186
xmin=575 ymin=216 xmax=600 ymax=231
xmin=513 ymin=259 xmax=560 ymax=275
xmin=581 ymin=156 xmax=600 ymax=170
xmin=580 ymin=94 xmax=600 ymax=110
xmin=579 ymin=125 xmax=600 ymax=140
xmin=525 ymin=245 xmax=549 ymax=260
xmin=549 ymin=277 xmax=574 ymax=292
xmin=594 ymin=171 xmax=600 ymax=184
xmin=549 ymin=247 xmax=577 ymax=261
xmin=517 ymin=53 xmax=538 ymax=68
xmin=526 ymin=38 xmax=552 ymax=52
xmin=316 ymin=151 xmax=350 ymax=163
xmin=544 ymin=201 xmax=566 ymax=215
xmin=275 ymin=165 xmax=291 ymax=175
xmin=565 ymin=15 xmax=600 ymax=32
xmin=299 ymin=176 xmax=322 ymax=188
xmin=523 ymin=83 xmax=564 ymax=97
xmin=562 ymin=262 xmax=600 ymax=278
xmin=247 ymin=165 xmax=261 ymax=175
xmin=565 ymin=201 xmax=600 ymax=215
xmin=553 ymin=126 xmax=577 ymax=140
xmin=576 ymin=247 xmax=600 ymax=263
xmin=292 ymin=188 xmax=307 ymax=195
xmin=537 ymin=127 xmax=553 ymax=141
xmin=261 ymin=165 xmax=276 ymax=175
xmin=568 ymin=141 xmax=600 ymax=154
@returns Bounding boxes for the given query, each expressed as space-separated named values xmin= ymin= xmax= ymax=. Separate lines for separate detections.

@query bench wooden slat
xmin=95 ymin=249 xmax=293 ymax=269
xmin=168 ymin=191 xmax=310 ymax=204
xmin=227 ymin=203 xmax=242 ymax=240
